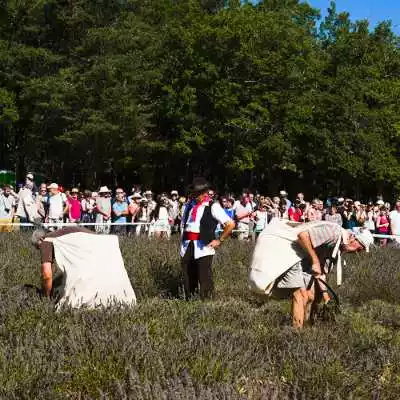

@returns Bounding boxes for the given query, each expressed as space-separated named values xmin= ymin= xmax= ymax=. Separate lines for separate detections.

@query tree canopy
xmin=0 ymin=0 xmax=399 ymax=198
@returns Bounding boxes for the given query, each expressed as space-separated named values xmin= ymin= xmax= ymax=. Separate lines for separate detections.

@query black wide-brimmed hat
xmin=187 ymin=177 xmax=211 ymax=194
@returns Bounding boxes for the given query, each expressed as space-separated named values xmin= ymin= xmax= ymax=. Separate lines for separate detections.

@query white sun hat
xmin=99 ymin=186 xmax=111 ymax=193
xmin=354 ymin=228 xmax=374 ymax=252
xmin=47 ymin=183 xmax=59 ymax=189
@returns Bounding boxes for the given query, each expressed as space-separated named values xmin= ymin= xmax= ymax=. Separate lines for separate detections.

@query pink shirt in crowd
xmin=68 ymin=198 xmax=81 ymax=221
xmin=377 ymin=215 xmax=389 ymax=234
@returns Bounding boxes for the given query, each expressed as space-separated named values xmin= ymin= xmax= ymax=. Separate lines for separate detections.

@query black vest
xmin=183 ymin=204 xmax=218 ymax=245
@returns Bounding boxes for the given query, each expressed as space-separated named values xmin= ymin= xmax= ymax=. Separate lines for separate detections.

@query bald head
xmin=31 ymin=229 xmax=46 ymax=248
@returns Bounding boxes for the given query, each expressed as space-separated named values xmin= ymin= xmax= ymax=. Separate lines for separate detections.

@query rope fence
xmin=0 ymin=221 xmax=399 ymax=241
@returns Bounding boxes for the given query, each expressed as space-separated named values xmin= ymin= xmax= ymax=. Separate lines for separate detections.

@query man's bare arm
xmin=208 ymin=221 xmax=235 ymax=248
xmin=221 ymin=220 xmax=235 ymax=241
xmin=297 ymin=231 xmax=321 ymax=275
xmin=41 ymin=262 xmax=53 ymax=297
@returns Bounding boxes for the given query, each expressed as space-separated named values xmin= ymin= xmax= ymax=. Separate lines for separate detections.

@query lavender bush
xmin=0 ymin=233 xmax=399 ymax=399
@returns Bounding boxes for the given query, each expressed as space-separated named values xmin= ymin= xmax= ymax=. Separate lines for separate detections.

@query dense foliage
xmin=0 ymin=233 xmax=400 ymax=398
xmin=1 ymin=1 xmax=400 ymax=197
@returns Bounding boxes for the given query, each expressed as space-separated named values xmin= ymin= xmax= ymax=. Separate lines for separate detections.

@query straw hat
xmin=99 ymin=186 xmax=111 ymax=193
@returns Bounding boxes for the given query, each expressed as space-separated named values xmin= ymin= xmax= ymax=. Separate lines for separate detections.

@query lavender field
xmin=0 ymin=234 xmax=399 ymax=399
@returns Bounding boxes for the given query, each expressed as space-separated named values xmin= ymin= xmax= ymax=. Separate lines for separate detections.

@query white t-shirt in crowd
xmin=255 ymin=210 xmax=267 ymax=232
xmin=158 ymin=206 xmax=170 ymax=223
xmin=48 ymin=192 xmax=67 ymax=219
xmin=0 ymin=194 xmax=15 ymax=218
xmin=389 ymin=210 xmax=400 ymax=235
xmin=16 ymin=187 xmax=35 ymax=219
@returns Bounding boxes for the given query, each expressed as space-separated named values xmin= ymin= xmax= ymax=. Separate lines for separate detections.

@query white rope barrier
xmin=372 ymin=234 xmax=400 ymax=239
xmin=0 ymin=222 xmax=153 ymax=227
xmin=0 ymin=221 xmax=251 ymax=234
xmin=0 ymin=221 xmax=398 ymax=239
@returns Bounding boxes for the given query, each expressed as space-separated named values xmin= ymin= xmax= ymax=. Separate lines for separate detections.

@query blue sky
xmin=308 ymin=0 xmax=400 ymax=34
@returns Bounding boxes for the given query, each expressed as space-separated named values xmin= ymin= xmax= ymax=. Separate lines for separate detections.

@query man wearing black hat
xmin=181 ymin=177 xmax=235 ymax=299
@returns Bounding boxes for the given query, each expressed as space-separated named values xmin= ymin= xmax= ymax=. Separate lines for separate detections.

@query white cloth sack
xmin=249 ymin=220 xmax=344 ymax=295
xmin=44 ymin=233 xmax=136 ymax=309
xmin=249 ymin=219 xmax=307 ymax=295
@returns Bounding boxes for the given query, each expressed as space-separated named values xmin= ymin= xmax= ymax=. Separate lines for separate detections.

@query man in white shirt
xmin=16 ymin=178 xmax=37 ymax=229
xmin=46 ymin=183 xmax=67 ymax=230
xmin=181 ymin=178 xmax=235 ymax=299
xmin=235 ymin=195 xmax=253 ymax=240
xmin=389 ymin=201 xmax=400 ymax=244
xmin=143 ymin=190 xmax=156 ymax=214
xmin=0 ymin=185 xmax=16 ymax=232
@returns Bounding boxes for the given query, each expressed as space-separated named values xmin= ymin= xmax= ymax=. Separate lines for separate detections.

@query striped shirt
xmin=306 ymin=221 xmax=342 ymax=248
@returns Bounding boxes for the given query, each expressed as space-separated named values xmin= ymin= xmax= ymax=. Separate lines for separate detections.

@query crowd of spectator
xmin=1 ymin=173 xmax=400 ymax=246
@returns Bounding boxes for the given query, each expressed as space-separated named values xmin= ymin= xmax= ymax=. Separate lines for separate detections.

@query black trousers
xmin=182 ymin=241 xmax=214 ymax=300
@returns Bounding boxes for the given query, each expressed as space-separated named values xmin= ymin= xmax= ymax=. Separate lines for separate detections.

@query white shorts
xmin=275 ymin=259 xmax=313 ymax=290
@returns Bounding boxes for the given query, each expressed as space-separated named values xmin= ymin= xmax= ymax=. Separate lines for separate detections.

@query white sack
xmin=45 ymin=233 xmax=136 ymax=309
xmin=249 ymin=220 xmax=345 ymax=294
xmin=249 ymin=219 xmax=307 ymax=295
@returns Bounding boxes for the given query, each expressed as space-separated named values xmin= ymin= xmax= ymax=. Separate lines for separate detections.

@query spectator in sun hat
xmin=279 ymin=190 xmax=291 ymax=209
xmin=95 ymin=186 xmax=112 ymax=234
xmin=128 ymin=192 xmax=142 ymax=225
xmin=143 ymin=190 xmax=156 ymax=214
xmin=46 ymin=183 xmax=67 ymax=231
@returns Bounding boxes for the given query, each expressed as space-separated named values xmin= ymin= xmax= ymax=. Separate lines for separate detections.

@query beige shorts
xmin=272 ymin=259 xmax=313 ymax=298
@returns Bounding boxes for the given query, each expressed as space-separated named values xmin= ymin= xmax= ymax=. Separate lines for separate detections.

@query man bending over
xmin=286 ymin=222 xmax=373 ymax=327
